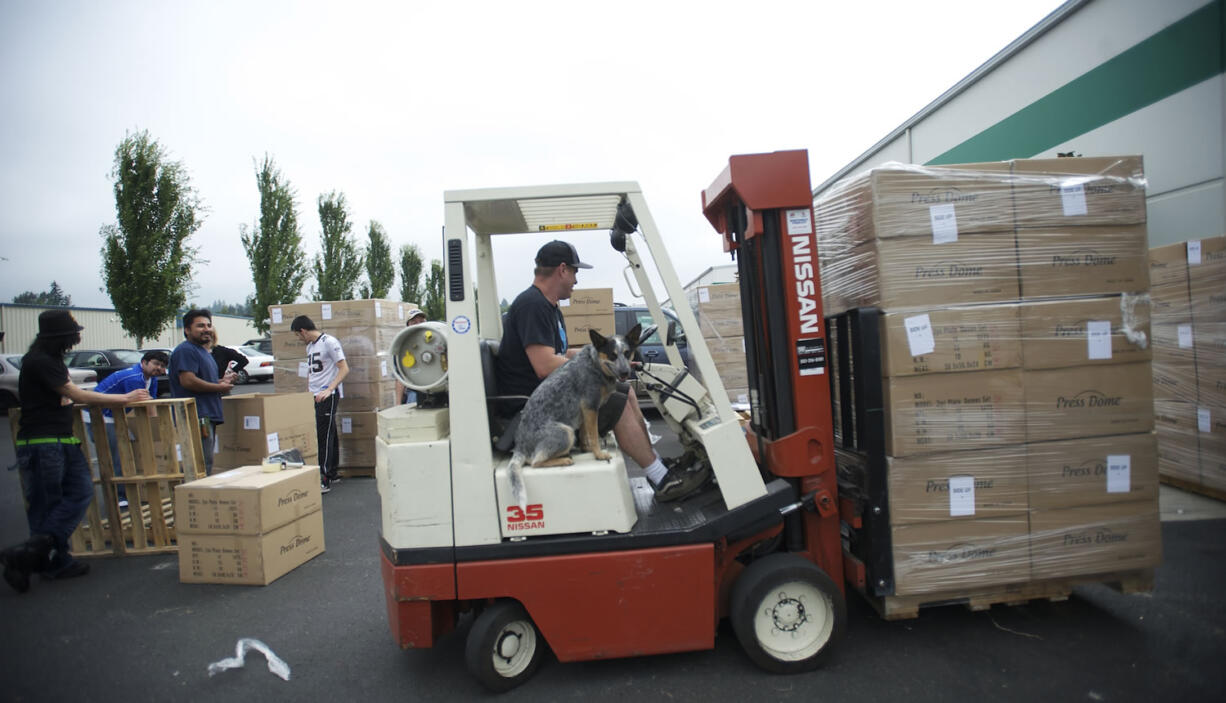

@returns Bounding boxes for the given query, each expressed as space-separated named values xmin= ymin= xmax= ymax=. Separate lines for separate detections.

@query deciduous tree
xmin=241 ymin=155 xmax=308 ymax=332
xmin=398 ymin=243 xmax=424 ymax=305
xmin=100 ymin=130 xmax=202 ymax=348
xmin=311 ymin=191 xmax=364 ymax=301
xmin=359 ymin=220 xmax=395 ymax=299
xmin=423 ymin=259 xmax=445 ymax=321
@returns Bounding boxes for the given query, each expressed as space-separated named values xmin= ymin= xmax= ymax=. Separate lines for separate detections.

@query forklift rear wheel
xmin=730 ymin=553 xmax=846 ymax=674
xmin=465 ymin=601 xmax=544 ymax=692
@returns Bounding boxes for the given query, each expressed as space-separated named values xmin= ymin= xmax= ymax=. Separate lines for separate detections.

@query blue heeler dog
xmin=508 ymin=324 xmax=651 ymax=510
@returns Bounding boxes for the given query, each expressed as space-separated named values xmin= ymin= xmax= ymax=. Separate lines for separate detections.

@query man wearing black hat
xmin=0 ymin=310 xmax=151 ymax=593
xmin=495 ymin=240 xmax=710 ymax=502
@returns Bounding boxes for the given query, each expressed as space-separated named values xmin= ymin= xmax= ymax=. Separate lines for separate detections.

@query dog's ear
xmin=589 ymin=328 xmax=608 ymax=348
xmin=627 ymin=323 xmax=654 ymax=350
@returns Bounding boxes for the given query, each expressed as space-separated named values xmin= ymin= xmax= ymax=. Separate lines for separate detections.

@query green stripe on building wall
xmin=928 ymin=0 xmax=1225 ymax=165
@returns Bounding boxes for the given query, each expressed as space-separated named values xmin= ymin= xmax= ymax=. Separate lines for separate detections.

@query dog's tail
xmin=508 ymin=452 xmax=528 ymax=512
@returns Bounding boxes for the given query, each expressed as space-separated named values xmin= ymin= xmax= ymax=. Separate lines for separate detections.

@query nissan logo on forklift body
xmin=787 ymin=207 xmax=827 ymax=376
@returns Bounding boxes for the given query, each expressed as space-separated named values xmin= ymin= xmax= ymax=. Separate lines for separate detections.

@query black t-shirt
xmin=211 ymin=345 xmax=249 ymax=376
xmin=17 ymin=349 xmax=73 ymax=439
xmin=496 ymin=285 xmax=566 ymax=400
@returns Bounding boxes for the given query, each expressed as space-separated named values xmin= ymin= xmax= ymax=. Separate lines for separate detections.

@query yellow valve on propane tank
xmin=400 ymin=350 xmax=416 ymax=368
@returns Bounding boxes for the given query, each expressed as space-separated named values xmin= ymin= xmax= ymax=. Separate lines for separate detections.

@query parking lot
xmin=2 ymin=409 xmax=1225 ymax=702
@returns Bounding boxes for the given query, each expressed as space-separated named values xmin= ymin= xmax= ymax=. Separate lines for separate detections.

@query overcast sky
xmin=0 ymin=0 xmax=1066 ymax=316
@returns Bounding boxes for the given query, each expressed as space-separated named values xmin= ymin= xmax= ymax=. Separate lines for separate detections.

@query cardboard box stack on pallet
xmin=686 ymin=283 xmax=748 ymax=405
xmin=174 ymin=465 xmax=325 ymax=585
xmin=269 ymin=299 xmax=415 ymax=475
xmin=560 ymin=288 xmax=615 ymax=347
xmin=1149 ymin=236 xmax=1226 ymax=497
xmin=817 ymin=156 xmax=1161 ymax=597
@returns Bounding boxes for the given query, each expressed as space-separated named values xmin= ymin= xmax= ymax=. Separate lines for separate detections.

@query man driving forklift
xmin=495 ymin=239 xmax=709 ymax=502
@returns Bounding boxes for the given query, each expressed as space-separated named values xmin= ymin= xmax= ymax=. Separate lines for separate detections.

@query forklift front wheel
xmin=465 ymin=601 xmax=544 ymax=692
xmin=730 ymin=553 xmax=846 ymax=674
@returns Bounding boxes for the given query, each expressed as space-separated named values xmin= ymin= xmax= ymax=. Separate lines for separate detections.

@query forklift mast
xmin=701 ymin=150 xmax=842 ymax=585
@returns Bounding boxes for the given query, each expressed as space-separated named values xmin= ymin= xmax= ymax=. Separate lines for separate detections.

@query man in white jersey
xmin=290 ymin=315 xmax=350 ymax=493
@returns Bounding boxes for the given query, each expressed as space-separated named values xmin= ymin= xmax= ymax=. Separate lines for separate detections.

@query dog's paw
xmin=593 ymin=449 xmax=612 ymax=462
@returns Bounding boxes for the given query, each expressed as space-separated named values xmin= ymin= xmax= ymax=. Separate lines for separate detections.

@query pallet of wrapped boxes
xmin=269 ymin=299 xmax=417 ymax=477
xmin=174 ymin=465 xmax=325 ymax=585
xmin=685 ymin=283 xmax=747 ymax=406
xmin=819 ymin=156 xmax=1160 ymax=618
xmin=1149 ymin=236 xmax=1226 ymax=500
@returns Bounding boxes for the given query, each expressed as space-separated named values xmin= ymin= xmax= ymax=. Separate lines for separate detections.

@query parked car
xmin=0 ymin=354 xmax=97 ymax=414
xmin=63 ymin=349 xmax=147 ymax=384
xmin=243 ymin=337 xmax=272 ymax=356
xmin=613 ymin=305 xmax=698 ymax=398
xmin=229 ymin=345 xmax=274 ymax=384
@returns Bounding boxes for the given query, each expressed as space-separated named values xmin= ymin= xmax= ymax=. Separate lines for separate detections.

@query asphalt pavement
xmin=1 ymin=404 xmax=1225 ymax=702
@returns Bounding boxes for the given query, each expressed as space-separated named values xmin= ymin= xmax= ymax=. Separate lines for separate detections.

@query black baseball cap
xmin=535 ymin=240 xmax=592 ymax=269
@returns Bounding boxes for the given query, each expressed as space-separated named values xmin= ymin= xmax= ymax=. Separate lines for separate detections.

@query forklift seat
xmin=479 ymin=339 xmax=527 ymax=451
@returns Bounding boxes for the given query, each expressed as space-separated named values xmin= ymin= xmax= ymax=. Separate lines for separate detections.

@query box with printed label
xmin=339 ymin=436 xmax=377 ymax=467
xmin=1023 ymin=362 xmax=1154 ymax=442
xmin=1010 ymin=155 xmax=1146 ymax=228
xmin=1015 ymin=225 xmax=1150 ymax=299
xmin=564 ymin=313 xmax=616 ymax=348
xmin=879 ymin=304 xmax=1021 ymax=377
xmin=339 ymin=380 xmax=398 ymax=411
xmin=1199 ymin=406 xmax=1226 ymax=492
xmin=1188 ymin=236 xmax=1226 ymax=323
xmin=1018 ymin=295 xmax=1151 ymax=370
xmin=341 ymin=354 xmax=393 ymax=385
xmin=213 ymin=393 xmax=317 ymax=470
xmin=273 ymin=358 xmax=309 ymax=393
xmin=173 ymin=465 xmax=321 ymax=535
xmin=560 ymin=288 xmax=613 ymax=316
xmin=1154 ymin=400 xmax=1201 ymax=484
xmin=338 ymin=411 xmax=378 ymax=439
xmin=272 ymin=325 xmax=402 ymax=360
xmin=1026 ymin=433 xmax=1158 ymax=510
xmin=890 ymin=514 xmax=1032 ymax=596
xmin=268 ymin=299 xmax=409 ymax=333
xmin=1148 ymin=241 xmax=1190 ymax=289
xmin=882 ymin=369 xmax=1026 ymax=457
xmin=886 ymin=446 xmax=1029 ymax=523
xmin=178 ymin=509 xmax=325 ymax=586
xmin=689 ymin=283 xmax=742 ymax=319
xmin=1149 ymin=281 xmax=1191 ymax=326
xmin=1029 ymin=500 xmax=1160 ymax=580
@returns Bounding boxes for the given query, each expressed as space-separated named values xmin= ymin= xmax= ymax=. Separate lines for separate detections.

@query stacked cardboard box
xmin=213 ymin=393 xmax=318 ymax=471
xmin=817 ymin=156 xmax=1161 ymax=596
xmin=174 ymin=466 xmax=325 ymax=585
xmin=269 ymin=299 xmax=413 ymax=470
xmin=560 ymin=288 xmax=614 ymax=347
xmin=686 ymin=283 xmax=748 ymax=404
xmin=1148 ymin=236 xmax=1226 ymax=495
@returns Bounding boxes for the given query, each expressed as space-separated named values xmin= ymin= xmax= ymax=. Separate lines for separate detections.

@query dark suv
xmin=614 ymin=305 xmax=697 ymax=396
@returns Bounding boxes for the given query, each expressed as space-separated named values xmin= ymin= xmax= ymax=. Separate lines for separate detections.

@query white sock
xmin=644 ymin=454 xmax=667 ymax=484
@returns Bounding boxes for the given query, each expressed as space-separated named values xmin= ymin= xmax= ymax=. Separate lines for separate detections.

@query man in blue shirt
xmin=169 ymin=310 xmax=237 ymax=476
xmin=92 ymin=350 xmax=169 ymax=503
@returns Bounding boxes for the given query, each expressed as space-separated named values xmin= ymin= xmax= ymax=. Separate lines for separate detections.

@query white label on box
xmin=380 ymin=360 xmax=388 ymax=377
xmin=375 ymin=301 xmax=382 ymax=318
xmin=342 ymin=417 xmax=352 ymax=434
xmin=298 ymin=361 xmax=308 ymax=378
xmin=1199 ymin=407 xmax=1211 ymax=433
xmin=1060 ymin=180 xmax=1088 ymax=216
xmin=948 ymin=476 xmax=975 ymax=517
xmin=904 ymin=313 xmax=936 ymax=356
xmin=176 ymin=445 xmax=182 ymax=461
xmin=1106 ymin=454 xmax=1131 ymax=493
xmin=398 ymin=304 xmax=405 ymax=320
xmin=1086 ymin=320 xmax=1112 ymax=359
xmin=1187 ymin=240 xmax=1202 ymax=265
xmin=266 ymin=432 xmax=280 ymax=454
xmin=698 ymin=287 xmax=710 ymax=304
xmin=929 ymin=204 xmax=958 ymax=244
xmin=1178 ymin=324 xmax=1194 ymax=349
xmin=321 ymin=303 xmax=332 ymax=320
xmin=786 ymin=208 xmax=812 ymax=235
xmin=243 ymin=415 xmax=260 ymax=431
xmin=271 ymin=307 xmax=283 ymax=324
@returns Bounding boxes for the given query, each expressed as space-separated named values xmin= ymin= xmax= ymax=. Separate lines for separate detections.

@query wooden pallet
xmin=10 ymin=399 xmax=206 ymax=558
xmin=860 ymin=568 xmax=1155 ymax=620
xmin=339 ymin=466 xmax=375 ymax=478
xmin=1159 ymin=474 xmax=1226 ymax=503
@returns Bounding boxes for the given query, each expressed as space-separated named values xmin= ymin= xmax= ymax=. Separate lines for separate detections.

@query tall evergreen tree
xmin=423 ymin=259 xmax=445 ymax=321
xmin=100 ymin=130 xmax=202 ymax=348
xmin=359 ymin=220 xmax=395 ymax=299
xmin=311 ymin=191 xmax=364 ymax=301
xmin=241 ymin=155 xmax=308 ymax=333
xmin=398 ymin=243 xmax=424 ymax=305
xmin=12 ymin=281 xmax=71 ymax=306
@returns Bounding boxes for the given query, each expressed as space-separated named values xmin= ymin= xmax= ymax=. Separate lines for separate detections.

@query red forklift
xmin=377 ymin=150 xmax=845 ymax=691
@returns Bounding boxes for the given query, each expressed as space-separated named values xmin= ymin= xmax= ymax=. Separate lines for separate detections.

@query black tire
xmin=237 ymin=370 xmax=249 ymax=385
xmin=729 ymin=553 xmax=846 ymax=674
xmin=464 ymin=601 xmax=544 ymax=692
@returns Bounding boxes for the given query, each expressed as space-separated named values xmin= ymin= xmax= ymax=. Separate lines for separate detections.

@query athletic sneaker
xmin=1 ymin=545 xmax=31 ymax=593
xmin=320 ymin=481 xmax=331 ymax=494
xmin=43 ymin=559 xmax=90 ymax=580
xmin=653 ymin=457 xmax=712 ymax=503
